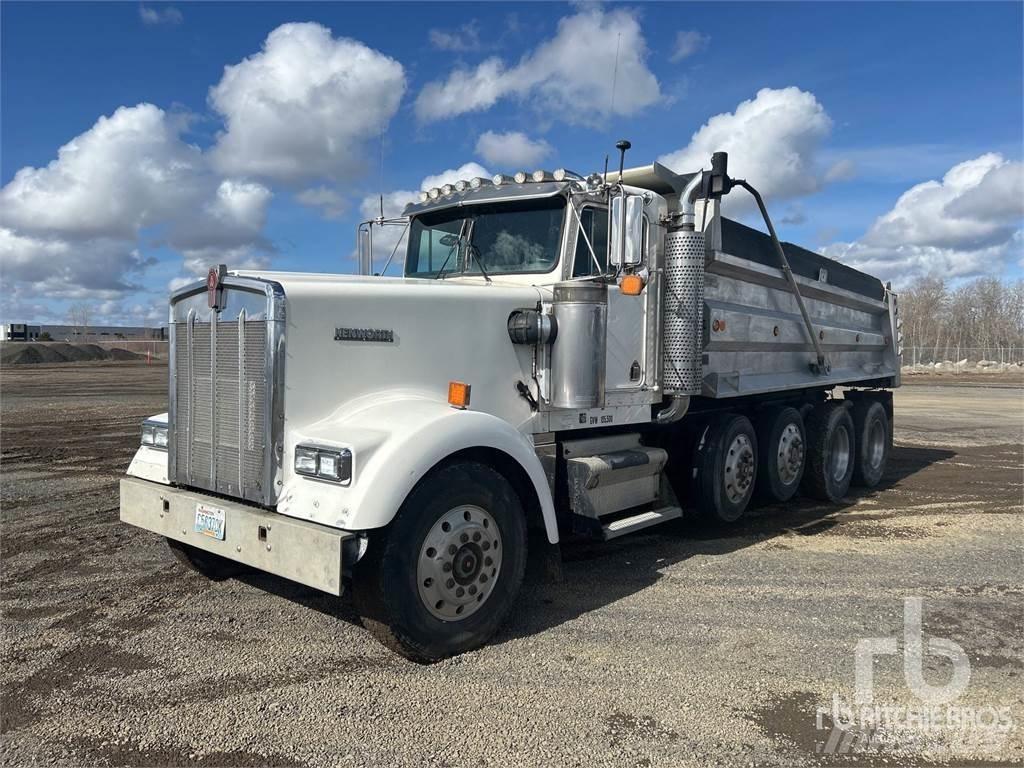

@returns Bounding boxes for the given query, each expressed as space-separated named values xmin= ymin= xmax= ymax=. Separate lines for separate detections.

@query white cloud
xmin=0 ymin=104 xmax=271 ymax=300
xmin=415 ymin=7 xmax=660 ymax=124
xmin=0 ymin=229 xmax=154 ymax=299
xmin=296 ymin=186 xmax=346 ymax=219
xmin=823 ymin=154 xmax=1024 ymax=286
xmin=420 ymin=162 xmax=490 ymax=193
xmin=140 ymin=5 xmax=183 ymax=26
xmin=475 ymin=131 xmax=552 ymax=169
xmin=429 ymin=21 xmax=482 ymax=52
xmin=357 ymin=162 xmax=491 ymax=271
xmin=209 ymin=22 xmax=405 ymax=185
xmin=0 ymin=23 xmax=410 ymax=305
xmin=659 ymin=87 xmax=833 ymax=203
xmin=0 ymin=104 xmax=203 ymax=241
xmin=863 ymin=154 xmax=1022 ymax=251
xmin=670 ymin=30 xmax=708 ymax=62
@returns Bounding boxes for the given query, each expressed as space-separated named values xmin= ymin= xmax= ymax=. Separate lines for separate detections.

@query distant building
xmin=1 ymin=324 xmax=167 ymax=341
xmin=1 ymin=323 xmax=41 ymax=341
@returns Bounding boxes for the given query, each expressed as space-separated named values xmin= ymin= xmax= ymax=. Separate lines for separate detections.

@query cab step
xmin=601 ymin=505 xmax=682 ymax=540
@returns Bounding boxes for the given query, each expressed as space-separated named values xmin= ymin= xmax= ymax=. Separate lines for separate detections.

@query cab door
xmin=568 ymin=206 xmax=646 ymax=392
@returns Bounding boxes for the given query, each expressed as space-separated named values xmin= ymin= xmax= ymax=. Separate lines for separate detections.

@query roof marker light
xmin=454 ymin=179 xmax=468 ymax=192
xmin=427 ymin=187 xmax=441 ymax=199
xmin=532 ymin=170 xmax=552 ymax=182
xmin=441 ymin=184 xmax=455 ymax=196
xmin=553 ymin=168 xmax=568 ymax=182
xmin=492 ymin=173 xmax=512 ymax=186
xmin=469 ymin=177 xmax=489 ymax=189
xmin=418 ymin=191 xmax=429 ymax=203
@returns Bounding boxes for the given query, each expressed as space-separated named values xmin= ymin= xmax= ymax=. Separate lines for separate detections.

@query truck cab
xmin=121 ymin=152 xmax=901 ymax=661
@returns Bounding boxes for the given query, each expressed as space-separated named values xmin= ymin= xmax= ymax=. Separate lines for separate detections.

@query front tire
xmin=801 ymin=401 xmax=855 ymax=502
xmin=353 ymin=461 xmax=527 ymax=662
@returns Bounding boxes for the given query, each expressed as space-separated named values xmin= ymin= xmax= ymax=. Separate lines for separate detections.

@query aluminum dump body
xmin=698 ymin=217 xmax=900 ymax=398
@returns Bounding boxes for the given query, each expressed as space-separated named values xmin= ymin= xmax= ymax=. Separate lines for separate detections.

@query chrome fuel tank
xmin=549 ymin=282 xmax=607 ymax=409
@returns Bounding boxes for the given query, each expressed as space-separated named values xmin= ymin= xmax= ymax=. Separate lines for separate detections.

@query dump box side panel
xmin=701 ymin=246 xmax=899 ymax=398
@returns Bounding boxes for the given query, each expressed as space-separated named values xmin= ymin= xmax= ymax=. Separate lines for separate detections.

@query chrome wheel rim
xmin=829 ymin=425 xmax=851 ymax=482
xmin=866 ymin=419 xmax=885 ymax=470
xmin=724 ymin=433 xmax=755 ymax=504
xmin=417 ymin=505 xmax=502 ymax=622
xmin=776 ymin=423 xmax=804 ymax=485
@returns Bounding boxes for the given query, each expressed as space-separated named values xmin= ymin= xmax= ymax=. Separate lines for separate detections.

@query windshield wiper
xmin=435 ymin=247 xmax=457 ymax=280
xmin=435 ymin=218 xmax=468 ymax=280
xmin=467 ymin=243 xmax=492 ymax=284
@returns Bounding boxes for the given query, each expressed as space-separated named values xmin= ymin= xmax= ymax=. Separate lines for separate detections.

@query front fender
xmin=277 ymin=397 xmax=558 ymax=543
xmin=126 ymin=412 xmax=169 ymax=484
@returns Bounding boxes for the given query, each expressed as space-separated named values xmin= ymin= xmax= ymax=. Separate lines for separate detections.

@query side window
xmin=572 ymin=207 xmax=608 ymax=277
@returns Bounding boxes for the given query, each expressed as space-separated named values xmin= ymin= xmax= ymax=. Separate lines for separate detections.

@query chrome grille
xmin=169 ymin=279 xmax=283 ymax=506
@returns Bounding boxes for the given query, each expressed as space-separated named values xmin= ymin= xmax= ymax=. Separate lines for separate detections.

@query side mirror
xmin=609 ymin=195 xmax=644 ymax=267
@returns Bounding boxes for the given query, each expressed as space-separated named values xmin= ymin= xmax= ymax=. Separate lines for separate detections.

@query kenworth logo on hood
xmin=334 ymin=327 xmax=394 ymax=343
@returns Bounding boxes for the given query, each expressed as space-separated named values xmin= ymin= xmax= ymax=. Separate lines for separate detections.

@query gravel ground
xmin=1 ymin=362 xmax=1022 ymax=767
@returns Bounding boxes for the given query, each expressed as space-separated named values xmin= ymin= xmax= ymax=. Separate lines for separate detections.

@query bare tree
xmin=899 ymin=275 xmax=1024 ymax=364
xmin=67 ymin=302 xmax=92 ymax=342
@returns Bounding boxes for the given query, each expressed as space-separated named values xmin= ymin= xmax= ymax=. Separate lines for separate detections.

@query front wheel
xmin=353 ymin=461 xmax=527 ymax=662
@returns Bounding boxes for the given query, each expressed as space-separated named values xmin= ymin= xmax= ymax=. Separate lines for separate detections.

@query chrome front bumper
xmin=120 ymin=476 xmax=353 ymax=595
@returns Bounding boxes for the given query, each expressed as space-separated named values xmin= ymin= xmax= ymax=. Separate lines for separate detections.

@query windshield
xmin=405 ymin=197 xmax=565 ymax=278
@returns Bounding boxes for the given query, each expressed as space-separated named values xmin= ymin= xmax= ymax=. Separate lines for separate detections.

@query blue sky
xmin=1 ymin=1 xmax=1021 ymax=325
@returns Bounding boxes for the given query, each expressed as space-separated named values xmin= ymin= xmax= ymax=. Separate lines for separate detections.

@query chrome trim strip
xmin=238 ymin=307 xmax=246 ymax=494
xmin=186 ymin=307 xmax=196 ymax=485
xmin=209 ymin=305 xmax=218 ymax=488
xmin=167 ymin=311 xmax=178 ymax=483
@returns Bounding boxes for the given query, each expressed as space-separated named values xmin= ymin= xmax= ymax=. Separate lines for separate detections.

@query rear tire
xmin=801 ymin=401 xmax=855 ymax=502
xmin=166 ymin=538 xmax=243 ymax=581
xmin=694 ymin=414 xmax=758 ymax=523
xmin=353 ymin=461 xmax=527 ymax=662
xmin=852 ymin=400 xmax=890 ymax=488
xmin=754 ymin=406 xmax=806 ymax=504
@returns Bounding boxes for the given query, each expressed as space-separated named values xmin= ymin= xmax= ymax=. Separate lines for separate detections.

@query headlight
xmin=141 ymin=420 xmax=168 ymax=450
xmin=294 ymin=445 xmax=352 ymax=484
xmin=295 ymin=446 xmax=318 ymax=474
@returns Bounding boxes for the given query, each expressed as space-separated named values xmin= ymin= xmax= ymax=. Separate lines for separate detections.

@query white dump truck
xmin=121 ymin=146 xmax=901 ymax=661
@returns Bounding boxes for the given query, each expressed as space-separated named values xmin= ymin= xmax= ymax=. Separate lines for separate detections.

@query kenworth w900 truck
xmin=120 ymin=147 xmax=901 ymax=661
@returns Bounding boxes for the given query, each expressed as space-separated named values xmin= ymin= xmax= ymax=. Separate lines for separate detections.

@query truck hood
xmin=232 ymin=271 xmax=545 ymax=435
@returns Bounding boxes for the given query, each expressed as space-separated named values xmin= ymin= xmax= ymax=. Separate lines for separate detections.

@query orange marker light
xmin=448 ymin=381 xmax=472 ymax=409
xmin=620 ymin=274 xmax=644 ymax=296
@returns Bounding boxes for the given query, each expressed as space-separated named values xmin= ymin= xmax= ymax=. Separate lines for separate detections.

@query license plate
xmin=194 ymin=503 xmax=226 ymax=540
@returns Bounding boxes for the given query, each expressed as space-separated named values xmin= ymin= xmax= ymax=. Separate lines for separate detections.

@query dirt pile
xmin=0 ymin=343 xmax=144 ymax=365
